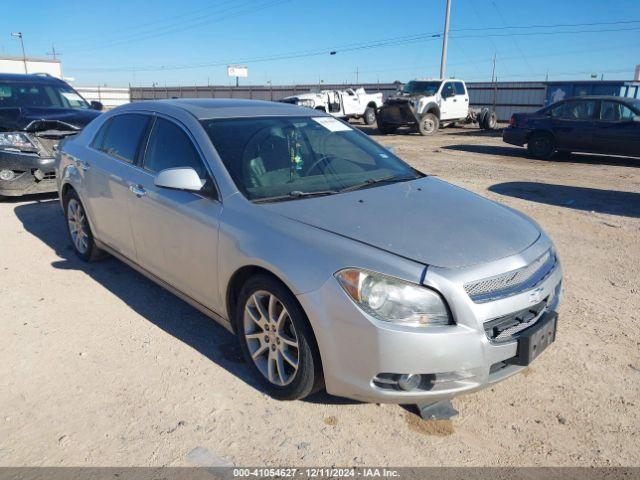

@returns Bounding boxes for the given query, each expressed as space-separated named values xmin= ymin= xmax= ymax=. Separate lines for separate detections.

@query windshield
xmin=201 ymin=116 xmax=422 ymax=201
xmin=0 ymin=81 xmax=90 ymax=109
xmin=402 ymin=81 xmax=442 ymax=96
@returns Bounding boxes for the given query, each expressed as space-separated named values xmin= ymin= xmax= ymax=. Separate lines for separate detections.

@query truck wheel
xmin=482 ymin=111 xmax=497 ymax=130
xmin=363 ymin=107 xmax=376 ymax=125
xmin=418 ymin=113 xmax=439 ymax=136
xmin=377 ymin=123 xmax=397 ymax=135
xmin=527 ymin=132 xmax=556 ymax=160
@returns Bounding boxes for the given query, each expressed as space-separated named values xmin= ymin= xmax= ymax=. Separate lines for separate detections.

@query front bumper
xmin=0 ymin=152 xmax=57 ymax=196
xmin=376 ymin=100 xmax=419 ymax=127
xmin=297 ymin=244 xmax=562 ymax=404
xmin=502 ymin=127 xmax=529 ymax=147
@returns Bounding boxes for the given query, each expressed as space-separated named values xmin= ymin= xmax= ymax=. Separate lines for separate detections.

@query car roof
xmin=0 ymin=73 xmax=68 ymax=85
xmin=122 ymin=98 xmax=328 ymax=120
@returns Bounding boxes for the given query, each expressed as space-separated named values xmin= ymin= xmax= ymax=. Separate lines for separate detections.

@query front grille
xmin=484 ymin=299 xmax=547 ymax=342
xmin=464 ymin=249 xmax=557 ymax=303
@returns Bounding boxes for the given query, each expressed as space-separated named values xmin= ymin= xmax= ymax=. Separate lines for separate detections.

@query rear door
xmin=84 ymin=113 xmax=151 ymax=260
xmin=452 ymin=82 xmax=469 ymax=119
xmin=341 ymin=89 xmax=361 ymax=116
xmin=592 ymin=100 xmax=640 ymax=156
xmin=125 ymin=116 xmax=222 ymax=310
xmin=548 ymin=99 xmax=597 ymax=151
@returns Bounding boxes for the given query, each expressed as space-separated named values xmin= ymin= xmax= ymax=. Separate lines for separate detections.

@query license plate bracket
xmin=507 ymin=311 xmax=558 ymax=366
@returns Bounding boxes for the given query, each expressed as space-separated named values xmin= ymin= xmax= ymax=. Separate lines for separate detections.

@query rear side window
xmin=97 ymin=114 xmax=150 ymax=163
xmin=143 ymin=118 xmax=207 ymax=178
xmin=549 ymin=100 xmax=596 ymax=120
xmin=453 ymin=82 xmax=466 ymax=95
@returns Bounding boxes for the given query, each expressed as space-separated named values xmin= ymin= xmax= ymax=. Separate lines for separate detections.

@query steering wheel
xmin=305 ymin=155 xmax=337 ymax=175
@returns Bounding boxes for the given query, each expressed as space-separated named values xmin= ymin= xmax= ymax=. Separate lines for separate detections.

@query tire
xmin=527 ymin=132 xmax=556 ymax=160
xmin=363 ymin=106 xmax=376 ymax=125
xmin=236 ymin=274 xmax=323 ymax=400
xmin=482 ymin=111 xmax=497 ymax=130
xmin=377 ymin=122 xmax=398 ymax=135
xmin=418 ymin=113 xmax=439 ymax=136
xmin=63 ymin=189 xmax=106 ymax=262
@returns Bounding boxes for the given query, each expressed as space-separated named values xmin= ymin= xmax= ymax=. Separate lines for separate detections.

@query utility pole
xmin=46 ymin=44 xmax=61 ymax=60
xmin=439 ymin=0 xmax=452 ymax=78
xmin=491 ymin=53 xmax=497 ymax=83
xmin=11 ymin=32 xmax=27 ymax=73
xmin=355 ymin=66 xmax=359 ymax=84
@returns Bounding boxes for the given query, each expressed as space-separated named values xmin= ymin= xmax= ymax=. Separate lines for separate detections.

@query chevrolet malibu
xmin=55 ymin=99 xmax=562 ymax=405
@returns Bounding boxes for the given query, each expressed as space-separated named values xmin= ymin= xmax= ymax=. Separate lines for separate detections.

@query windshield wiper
xmin=339 ymin=174 xmax=416 ymax=193
xmin=253 ymin=190 xmax=339 ymax=204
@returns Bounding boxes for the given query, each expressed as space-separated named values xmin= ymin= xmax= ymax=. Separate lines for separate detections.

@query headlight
xmin=0 ymin=132 xmax=38 ymax=153
xmin=297 ymin=99 xmax=315 ymax=108
xmin=335 ymin=269 xmax=452 ymax=326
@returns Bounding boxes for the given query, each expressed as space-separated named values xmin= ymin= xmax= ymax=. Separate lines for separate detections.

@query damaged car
xmin=0 ymin=73 xmax=102 ymax=198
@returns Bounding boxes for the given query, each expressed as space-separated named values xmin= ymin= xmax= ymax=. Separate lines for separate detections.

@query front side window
xmin=549 ymin=100 xmax=596 ymax=120
xmin=98 ymin=114 xmax=150 ymax=163
xmin=442 ymin=83 xmax=455 ymax=98
xmin=201 ymin=116 xmax=421 ymax=201
xmin=599 ymin=101 xmax=638 ymax=122
xmin=453 ymin=82 xmax=466 ymax=95
xmin=143 ymin=118 xmax=207 ymax=178
xmin=0 ymin=81 xmax=90 ymax=109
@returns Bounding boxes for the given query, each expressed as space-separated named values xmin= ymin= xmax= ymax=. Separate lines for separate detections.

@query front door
xmin=592 ymin=100 xmax=640 ymax=156
xmin=439 ymin=82 xmax=463 ymax=121
xmin=341 ymin=89 xmax=361 ymax=116
xmin=126 ymin=116 xmax=222 ymax=311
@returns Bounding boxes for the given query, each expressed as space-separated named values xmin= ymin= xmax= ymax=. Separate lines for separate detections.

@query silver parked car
xmin=55 ymin=99 xmax=562 ymax=404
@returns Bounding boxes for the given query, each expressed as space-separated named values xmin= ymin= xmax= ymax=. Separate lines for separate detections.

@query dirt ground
xmin=1 ymin=126 xmax=639 ymax=467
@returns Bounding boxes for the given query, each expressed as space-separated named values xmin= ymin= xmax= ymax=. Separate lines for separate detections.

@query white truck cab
xmin=377 ymin=79 xmax=496 ymax=135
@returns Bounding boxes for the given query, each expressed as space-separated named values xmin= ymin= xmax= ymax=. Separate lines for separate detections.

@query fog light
xmin=0 ymin=169 xmax=16 ymax=181
xmin=397 ymin=373 xmax=421 ymax=391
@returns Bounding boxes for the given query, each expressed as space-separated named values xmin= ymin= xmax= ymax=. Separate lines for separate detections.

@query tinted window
xmin=599 ymin=101 xmax=637 ymax=122
xmin=0 ymin=81 xmax=90 ymax=109
xmin=453 ymin=82 xmax=466 ymax=95
xmin=143 ymin=118 xmax=206 ymax=177
xmin=99 ymin=114 xmax=150 ymax=163
xmin=91 ymin=119 xmax=111 ymax=149
xmin=442 ymin=82 xmax=455 ymax=97
xmin=401 ymin=81 xmax=441 ymax=96
xmin=549 ymin=100 xmax=596 ymax=120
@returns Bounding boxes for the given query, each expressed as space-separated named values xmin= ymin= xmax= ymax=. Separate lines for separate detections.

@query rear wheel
xmin=63 ymin=189 xmax=106 ymax=262
xmin=363 ymin=106 xmax=376 ymax=125
xmin=236 ymin=275 xmax=323 ymax=400
xmin=527 ymin=132 xmax=556 ymax=159
xmin=481 ymin=111 xmax=497 ymax=130
xmin=418 ymin=113 xmax=439 ymax=136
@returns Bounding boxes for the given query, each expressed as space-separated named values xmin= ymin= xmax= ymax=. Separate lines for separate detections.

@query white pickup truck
xmin=376 ymin=79 xmax=497 ymax=135
xmin=280 ymin=88 xmax=384 ymax=125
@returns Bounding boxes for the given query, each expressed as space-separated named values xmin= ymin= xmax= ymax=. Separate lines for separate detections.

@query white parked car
xmin=376 ymin=79 xmax=497 ymax=135
xmin=280 ymin=88 xmax=384 ymax=125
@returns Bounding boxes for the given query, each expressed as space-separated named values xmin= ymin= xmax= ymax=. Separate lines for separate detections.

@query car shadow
xmin=13 ymin=198 xmax=361 ymax=405
xmin=443 ymin=144 xmax=640 ymax=168
xmin=489 ymin=182 xmax=640 ymax=218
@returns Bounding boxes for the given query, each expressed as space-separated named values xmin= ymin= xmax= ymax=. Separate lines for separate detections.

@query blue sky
xmin=1 ymin=0 xmax=639 ymax=86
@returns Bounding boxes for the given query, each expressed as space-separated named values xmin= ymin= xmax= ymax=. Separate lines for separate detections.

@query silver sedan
xmin=55 ymin=99 xmax=562 ymax=404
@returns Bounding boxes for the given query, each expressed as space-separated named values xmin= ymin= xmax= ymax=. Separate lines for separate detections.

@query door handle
xmin=129 ymin=185 xmax=147 ymax=197
xmin=76 ymin=159 xmax=90 ymax=171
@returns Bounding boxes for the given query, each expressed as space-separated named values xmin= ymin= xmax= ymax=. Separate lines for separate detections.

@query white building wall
xmin=75 ymin=86 xmax=130 ymax=108
xmin=0 ymin=57 xmax=63 ymax=78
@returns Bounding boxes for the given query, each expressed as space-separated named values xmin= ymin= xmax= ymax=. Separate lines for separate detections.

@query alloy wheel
xmin=243 ymin=290 xmax=300 ymax=386
xmin=67 ymin=198 xmax=89 ymax=254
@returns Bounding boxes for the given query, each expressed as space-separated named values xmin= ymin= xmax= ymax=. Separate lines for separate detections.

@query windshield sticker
xmin=312 ymin=117 xmax=352 ymax=132
xmin=61 ymin=92 xmax=84 ymax=102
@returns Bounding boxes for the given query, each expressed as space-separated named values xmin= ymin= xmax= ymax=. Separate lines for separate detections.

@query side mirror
xmin=90 ymin=101 xmax=104 ymax=111
xmin=154 ymin=167 xmax=204 ymax=192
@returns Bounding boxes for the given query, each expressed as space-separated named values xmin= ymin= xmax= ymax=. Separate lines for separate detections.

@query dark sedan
xmin=503 ymin=96 xmax=640 ymax=159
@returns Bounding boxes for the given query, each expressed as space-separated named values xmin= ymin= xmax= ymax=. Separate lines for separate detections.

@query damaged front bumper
xmin=0 ymin=151 xmax=57 ymax=196
xmin=376 ymin=99 xmax=420 ymax=127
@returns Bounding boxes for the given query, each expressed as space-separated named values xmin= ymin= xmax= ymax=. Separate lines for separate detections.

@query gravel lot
xmin=1 ymin=126 xmax=638 ymax=467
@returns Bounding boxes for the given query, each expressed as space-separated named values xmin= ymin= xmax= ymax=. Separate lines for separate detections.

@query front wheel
xmin=363 ymin=107 xmax=376 ymax=125
xmin=527 ymin=132 xmax=556 ymax=159
xmin=236 ymin=275 xmax=323 ymax=400
xmin=418 ymin=113 xmax=439 ymax=136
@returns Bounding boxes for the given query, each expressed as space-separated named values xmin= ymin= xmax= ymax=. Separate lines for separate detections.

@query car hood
xmin=262 ymin=176 xmax=540 ymax=269
xmin=0 ymin=107 xmax=101 ymax=132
